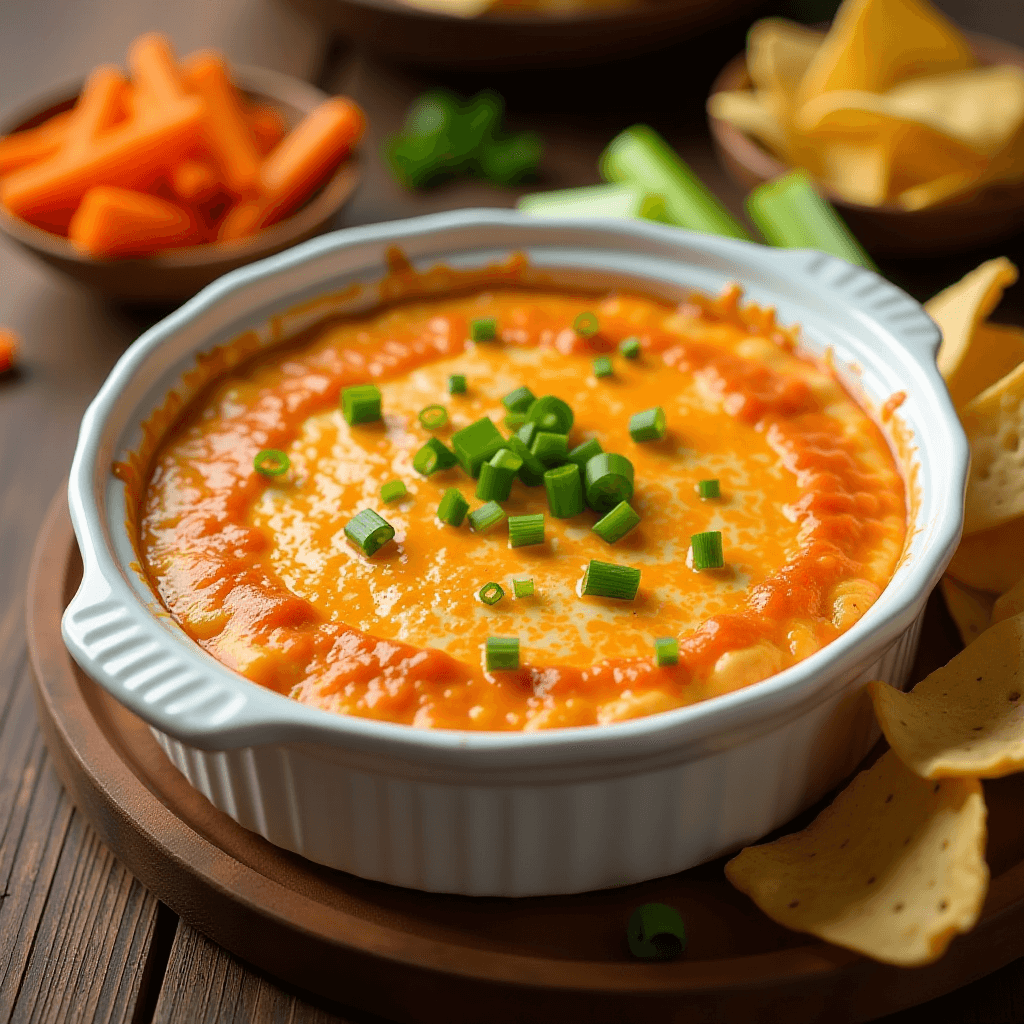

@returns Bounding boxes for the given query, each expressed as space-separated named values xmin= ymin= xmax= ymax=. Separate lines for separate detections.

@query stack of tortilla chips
xmin=709 ymin=0 xmax=1024 ymax=209
xmin=727 ymin=257 xmax=1024 ymax=967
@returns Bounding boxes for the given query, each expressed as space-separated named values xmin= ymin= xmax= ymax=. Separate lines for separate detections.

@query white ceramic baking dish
xmin=62 ymin=210 xmax=966 ymax=896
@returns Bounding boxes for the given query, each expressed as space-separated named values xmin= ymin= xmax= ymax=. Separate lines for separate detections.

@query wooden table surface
xmin=2 ymin=0 xmax=1024 ymax=1020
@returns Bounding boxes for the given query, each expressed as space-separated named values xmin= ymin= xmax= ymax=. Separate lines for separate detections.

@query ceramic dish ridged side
xmin=62 ymin=211 xmax=965 ymax=896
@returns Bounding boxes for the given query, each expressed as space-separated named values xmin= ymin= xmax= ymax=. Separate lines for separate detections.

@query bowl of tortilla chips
xmin=707 ymin=0 xmax=1024 ymax=256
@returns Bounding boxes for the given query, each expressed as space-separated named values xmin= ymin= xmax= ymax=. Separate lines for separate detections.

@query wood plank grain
xmin=0 ymin=604 xmax=160 ymax=1023
xmin=152 ymin=923 xmax=388 ymax=1024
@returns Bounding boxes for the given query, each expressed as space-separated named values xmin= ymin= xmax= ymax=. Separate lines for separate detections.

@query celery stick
xmin=746 ymin=170 xmax=877 ymax=270
xmin=517 ymin=183 xmax=665 ymax=222
xmin=599 ymin=125 xmax=751 ymax=240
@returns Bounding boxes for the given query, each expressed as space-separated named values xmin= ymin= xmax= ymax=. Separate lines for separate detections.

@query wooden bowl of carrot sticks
xmin=0 ymin=34 xmax=364 ymax=304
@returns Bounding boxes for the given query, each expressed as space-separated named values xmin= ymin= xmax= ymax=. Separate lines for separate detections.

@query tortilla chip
xmin=398 ymin=0 xmax=494 ymax=13
xmin=812 ymin=140 xmax=891 ymax=206
xmin=747 ymin=18 xmax=825 ymax=98
xmin=725 ymin=749 xmax=987 ymax=966
xmin=947 ymin=516 xmax=1024 ymax=593
xmin=961 ymin=360 xmax=1024 ymax=535
xmin=797 ymin=93 xmax=989 ymax=205
xmin=707 ymin=91 xmax=790 ymax=159
xmin=993 ymin=575 xmax=1024 ymax=625
xmin=944 ymin=323 xmax=1024 ymax=410
xmin=870 ymin=613 xmax=1024 ymax=778
xmin=797 ymin=0 xmax=975 ymax=105
xmin=894 ymin=169 xmax=986 ymax=211
xmin=941 ymin=576 xmax=994 ymax=647
xmin=927 ymin=257 xmax=1019 ymax=385
xmin=885 ymin=66 xmax=1024 ymax=157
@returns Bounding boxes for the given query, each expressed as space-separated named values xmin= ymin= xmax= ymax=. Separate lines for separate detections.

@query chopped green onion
xmin=531 ymin=430 xmax=569 ymax=467
xmin=470 ymin=317 xmax=497 ymax=342
xmin=698 ymin=478 xmax=720 ymax=499
xmin=691 ymin=531 xmax=724 ymax=570
xmin=746 ymin=169 xmax=877 ymax=271
xmin=502 ymin=385 xmax=536 ymax=413
xmin=478 ymin=581 xmax=504 ymax=605
xmin=517 ymin=421 xmax=538 ymax=447
xmin=476 ymin=448 xmax=522 ymax=502
xmin=627 ymin=903 xmax=687 ymax=961
xmin=517 ymin=182 xmax=666 ymax=221
xmin=592 ymin=355 xmax=613 ymax=378
xmin=437 ymin=488 xmax=469 ymax=526
xmin=581 ymin=559 xmax=641 ymax=600
xmin=620 ymin=336 xmax=641 ymax=359
xmin=567 ymin=438 xmax=603 ymax=474
xmin=413 ymin=437 xmax=459 ymax=476
xmin=380 ymin=479 xmax=407 ymax=503
xmin=468 ymin=500 xmax=506 ymax=533
xmin=451 ymin=417 xmax=505 ymax=477
xmin=592 ymin=501 xmax=640 ymax=544
xmin=344 ymin=509 xmax=395 ymax=557
xmin=419 ymin=404 xmax=448 ymax=430
xmin=573 ymin=311 xmax=600 ymax=337
xmin=584 ymin=453 xmax=635 ymax=513
xmin=448 ymin=374 xmax=467 ymax=394
xmin=544 ymin=463 xmax=584 ymax=519
xmin=341 ymin=383 xmax=382 ymax=425
xmin=504 ymin=410 xmax=528 ymax=430
xmin=505 ymin=435 xmax=546 ymax=486
xmin=525 ymin=395 xmax=573 ymax=435
xmin=629 ymin=406 xmax=666 ymax=442
xmin=477 ymin=131 xmax=543 ymax=186
xmin=600 ymin=125 xmax=751 ymax=241
xmin=654 ymin=637 xmax=679 ymax=667
xmin=485 ymin=636 xmax=519 ymax=671
xmin=508 ymin=513 xmax=544 ymax=548
xmin=513 ymin=578 xmax=535 ymax=598
xmin=253 ymin=449 xmax=290 ymax=477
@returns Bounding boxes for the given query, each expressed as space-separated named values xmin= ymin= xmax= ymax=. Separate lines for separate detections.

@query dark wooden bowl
xmin=0 ymin=66 xmax=360 ymax=304
xmin=707 ymin=33 xmax=1024 ymax=258
xmin=287 ymin=0 xmax=763 ymax=70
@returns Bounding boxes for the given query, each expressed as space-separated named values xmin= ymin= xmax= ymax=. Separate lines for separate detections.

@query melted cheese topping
xmin=136 ymin=284 xmax=907 ymax=730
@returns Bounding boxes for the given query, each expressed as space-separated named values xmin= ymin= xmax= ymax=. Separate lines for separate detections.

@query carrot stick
xmin=180 ymin=51 xmax=261 ymax=194
xmin=0 ymin=328 xmax=19 ymax=373
xmin=217 ymin=97 xmax=364 ymax=238
xmin=0 ymin=112 xmax=71 ymax=177
xmin=1 ymin=97 xmax=204 ymax=219
xmin=171 ymin=158 xmax=219 ymax=202
xmin=259 ymin=97 xmax=364 ymax=214
xmin=129 ymin=33 xmax=185 ymax=107
xmin=216 ymin=197 xmax=262 ymax=242
xmin=63 ymin=65 xmax=129 ymax=156
xmin=246 ymin=103 xmax=287 ymax=155
xmin=68 ymin=185 xmax=197 ymax=257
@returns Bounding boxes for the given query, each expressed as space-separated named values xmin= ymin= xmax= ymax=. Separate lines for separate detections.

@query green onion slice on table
xmin=513 ymin=578 xmax=535 ymax=598
xmin=627 ymin=903 xmax=687 ymax=961
xmin=452 ymin=417 xmax=505 ymax=477
xmin=476 ymin=449 xmax=522 ymax=502
xmin=469 ymin=317 xmax=497 ymax=342
xmin=653 ymin=637 xmax=679 ymax=667
xmin=698 ymin=478 xmax=720 ymax=499
xmin=525 ymin=395 xmax=573 ymax=435
xmin=448 ymin=374 xmax=467 ymax=394
xmin=619 ymin=336 xmax=641 ymax=359
xmin=478 ymin=581 xmax=504 ymax=605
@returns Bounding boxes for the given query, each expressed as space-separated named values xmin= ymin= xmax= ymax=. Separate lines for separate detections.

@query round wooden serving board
xmin=26 ymin=492 xmax=1024 ymax=1023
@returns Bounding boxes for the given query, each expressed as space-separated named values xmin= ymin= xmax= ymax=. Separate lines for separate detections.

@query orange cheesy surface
xmin=135 ymin=283 xmax=907 ymax=730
